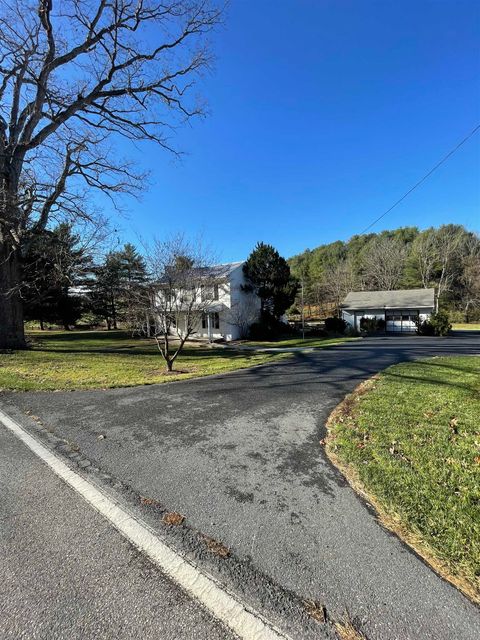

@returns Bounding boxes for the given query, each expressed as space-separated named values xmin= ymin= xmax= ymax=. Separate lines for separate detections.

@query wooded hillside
xmin=289 ymin=225 xmax=480 ymax=321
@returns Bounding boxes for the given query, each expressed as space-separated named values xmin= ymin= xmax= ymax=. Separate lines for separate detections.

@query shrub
xmin=324 ymin=316 xmax=347 ymax=334
xmin=376 ymin=318 xmax=386 ymax=331
xmin=359 ymin=317 xmax=385 ymax=334
xmin=417 ymin=312 xmax=452 ymax=336
xmin=416 ymin=319 xmax=435 ymax=336
xmin=447 ymin=309 xmax=466 ymax=324
xmin=430 ymin=311 xmax=452 ymax=336
xmin=248 ymin=313 xmax=291 ymax=340
xmin=359 ymin=317 xmax=377 ymax=333
xmin=308 ymin=325 xmax=328 ymax=337
xmin=345 ymin=325 xmax=360 ymax=337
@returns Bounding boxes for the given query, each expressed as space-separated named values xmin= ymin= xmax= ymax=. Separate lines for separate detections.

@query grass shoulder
xmin=0 ymin=330 xmax=287 ymax=392
xmin=452 ymin=323 xmax=480 ymax=331
xmin=326 ymin=355 xmax=480 ymax=603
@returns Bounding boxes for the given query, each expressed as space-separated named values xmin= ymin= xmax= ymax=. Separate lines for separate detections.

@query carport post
xmin=207 ymin=313 xmax=212 ymax=342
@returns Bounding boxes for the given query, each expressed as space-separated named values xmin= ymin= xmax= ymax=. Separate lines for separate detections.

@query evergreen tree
xmin=23 ymin=224 xmax=92 ymax=329
xmin=90 ymin=243 xmax=147 ymax=329
xmin=243 ymin=242 xmax=298 ymax=319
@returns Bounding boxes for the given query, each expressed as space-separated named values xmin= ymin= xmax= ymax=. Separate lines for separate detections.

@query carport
xmin=341 ymin=288 xmax=437 ymax=333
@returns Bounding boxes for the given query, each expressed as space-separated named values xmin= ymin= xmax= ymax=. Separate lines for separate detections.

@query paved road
xmin=0 ymin=425 xmax=235 ymax=640
xmin=2 ymin=334 xmax=480 ymax=639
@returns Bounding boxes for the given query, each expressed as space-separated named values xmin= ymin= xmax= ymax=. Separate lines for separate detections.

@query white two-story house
xmin=157 ymin=261 xmax=261 ymax=342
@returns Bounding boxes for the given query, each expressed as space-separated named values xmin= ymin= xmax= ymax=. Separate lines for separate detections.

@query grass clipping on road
xmin=326 ymin=355 xmax=480 ymax=603
xmin=0 ymin=330 xmax=287 ymax=391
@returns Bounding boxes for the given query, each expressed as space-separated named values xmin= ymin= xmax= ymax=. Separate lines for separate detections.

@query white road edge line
xmin=0 ymin=407 xmax=292 ymax=640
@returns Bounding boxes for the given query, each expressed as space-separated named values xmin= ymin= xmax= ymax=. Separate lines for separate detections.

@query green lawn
xmin=327 ymin=356 xmax=480 ymax=601
xmin=242 ymin=336 xmax=359 ymax=349
xmin=0 ymin=330 xmax=287 ymax=391
xmin=452 ymin=323 xmax=480 ymax=331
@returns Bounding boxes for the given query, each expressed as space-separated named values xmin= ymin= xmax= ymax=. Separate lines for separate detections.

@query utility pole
xmin=301 ymin=278 xmax=305 ymax=340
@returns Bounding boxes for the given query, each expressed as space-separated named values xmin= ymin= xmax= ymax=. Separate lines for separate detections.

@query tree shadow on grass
xmin=382 ymin=367 xmax=480 ymax=399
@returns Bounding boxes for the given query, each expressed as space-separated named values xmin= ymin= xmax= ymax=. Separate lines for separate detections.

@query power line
xmin=359 ymin=123 xmax=480 ymax=235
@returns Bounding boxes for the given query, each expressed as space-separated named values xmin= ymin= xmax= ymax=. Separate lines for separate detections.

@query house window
xmin=201 ymin=312 xmax=220 ymax=330
xmin=201 ymin=284 xmax=219 ymax=302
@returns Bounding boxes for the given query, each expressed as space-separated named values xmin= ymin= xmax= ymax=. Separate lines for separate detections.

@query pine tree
xmin=23 ymin=224 xmax=92 ymax=329
xmin=243 ymin=242 xmax=298 ymax=319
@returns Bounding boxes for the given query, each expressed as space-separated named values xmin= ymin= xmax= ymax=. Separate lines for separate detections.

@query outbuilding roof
xmin=341 ymin=288 xmax=435 ymax=310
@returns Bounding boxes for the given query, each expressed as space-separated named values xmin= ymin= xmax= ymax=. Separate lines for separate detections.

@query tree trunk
xmin=0 ymin=243 xmax=26 ymax=349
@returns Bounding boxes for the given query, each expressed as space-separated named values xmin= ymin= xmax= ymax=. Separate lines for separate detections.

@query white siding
xmin=171 ymin=263 xmax=261 ymax=342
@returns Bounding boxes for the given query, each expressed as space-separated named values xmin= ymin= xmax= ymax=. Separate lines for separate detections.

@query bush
xmin=416 ymin=319 xmax=435 ymax=336
xmin=359 ymin=317 xmax=386 ymax=334
xmin=345 ymin=325 xmax=360 ymax=337
xmin=430 ymin=312 xmax=452 ymax=336
xmin=324 ymin=316 xmax=347 ymax=334
xmin=359 ymin=317 xmax=377 ymax=333
xmin=447 ymin=309 xmax=466 ymax=324
xmin=248 ymin=313 xmax=291 ymax=340
xmin=307 ymin=325 xmax=328 ymax=337
xmin=417 ymin=312 xmax=452 ymax=336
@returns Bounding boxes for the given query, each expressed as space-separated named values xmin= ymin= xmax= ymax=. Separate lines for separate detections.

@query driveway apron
xmin=2 ymin=334 xmax=480 ymax=639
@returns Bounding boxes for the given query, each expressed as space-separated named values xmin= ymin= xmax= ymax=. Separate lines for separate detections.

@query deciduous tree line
xmin=289 ymin=225 xmax=480 ymax=321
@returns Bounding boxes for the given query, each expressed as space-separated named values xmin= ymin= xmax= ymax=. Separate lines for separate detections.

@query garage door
xmin=386 ymin=311 xmax=418 ymax=333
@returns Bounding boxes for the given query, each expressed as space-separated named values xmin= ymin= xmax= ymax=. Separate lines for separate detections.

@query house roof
xmin=207 ymin=261 xmax=244 ymax=278
xmin=157 ymin=261 xmax=243 ymax=286
xmin=341 ymin=288 xmax=435 ymax=310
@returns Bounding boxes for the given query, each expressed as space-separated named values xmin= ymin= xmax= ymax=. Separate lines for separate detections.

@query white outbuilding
xmin=341 ymin=288 xmax=437 ymax=333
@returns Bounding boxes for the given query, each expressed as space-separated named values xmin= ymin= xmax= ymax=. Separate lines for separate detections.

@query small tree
xmin=145 ymin=236 xmax=221 ymax=371
xmin=226 ymin=295 xmax=260 ymax=339
xmin=243 ymin=242 xmax=298 ymax=319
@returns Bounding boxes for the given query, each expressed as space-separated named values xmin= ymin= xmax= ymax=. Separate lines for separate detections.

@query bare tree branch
xmin=0 ymin=0 xmax=222 ymax=348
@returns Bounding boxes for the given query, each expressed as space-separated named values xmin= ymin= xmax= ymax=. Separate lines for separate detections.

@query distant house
xmin=341 ymin=288 xmax=437 ymax=333
xmin=163 ymin=261 xmax=261 ymax=342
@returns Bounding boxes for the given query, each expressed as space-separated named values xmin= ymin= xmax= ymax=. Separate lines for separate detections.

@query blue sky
xmin=110 ymin=0 xmax=480 ymax=261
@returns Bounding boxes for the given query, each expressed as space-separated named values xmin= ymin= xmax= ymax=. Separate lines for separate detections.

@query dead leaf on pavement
xmin=162 ymin=511 xmax=185 ymax=526
xmin=201 ymin=535 xmax=230 ymax=558
xmin=139 ymin=496 xmax=160 ymax=507
xmin=303 ymin=599 xmax=327 ymax=623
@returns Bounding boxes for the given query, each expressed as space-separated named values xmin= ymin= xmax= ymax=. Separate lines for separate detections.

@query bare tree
xmin=226 ymin=295 xmax=260 ymax=339
xmin=145 ymin=235 xmax=222 ymax=371
xmin=410 ymin=230 xmax=438 ymax=288
xmin=320 ymin=259 xmax=358 ymax=315
xmin=410 ymin=225 xmax=474 ymax=298
xmin=362 ymin=236 xmax=407 ymax=290
xmin=0 ymin=0 xmax=222 ymax=349
xmin=434 ymin=225 xmax=468 ymax=298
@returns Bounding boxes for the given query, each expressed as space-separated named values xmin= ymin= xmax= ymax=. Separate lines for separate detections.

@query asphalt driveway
xmin=2 ymin=334 xmax=480 ymax=639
